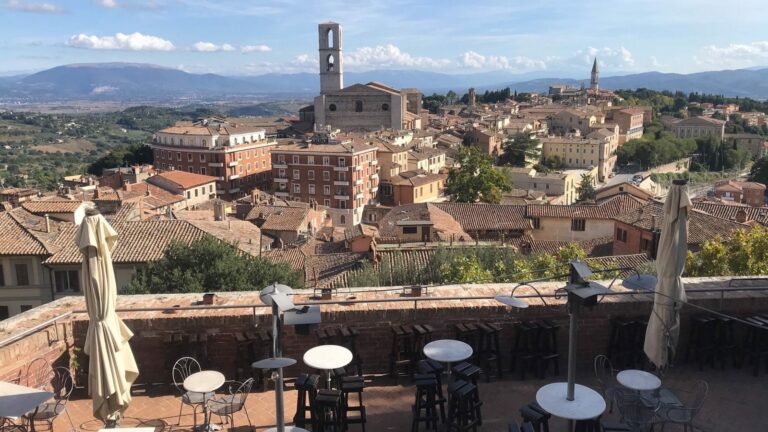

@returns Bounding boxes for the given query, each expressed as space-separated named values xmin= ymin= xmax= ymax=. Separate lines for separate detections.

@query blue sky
xmin=2 ymin=0 xmax=768 ymax=77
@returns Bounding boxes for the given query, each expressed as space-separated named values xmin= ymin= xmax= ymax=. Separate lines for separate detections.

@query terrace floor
xmin=53 ymin=363 xmax=767 ymax=432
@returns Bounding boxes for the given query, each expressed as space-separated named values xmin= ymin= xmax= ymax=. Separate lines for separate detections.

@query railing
xmin=2 ymin=280 xmax=768 ymax=349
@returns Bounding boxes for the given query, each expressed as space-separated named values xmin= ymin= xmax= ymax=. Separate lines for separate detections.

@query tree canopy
xmin=123 ymin=235 xmax=304 ymax=294
xmin=446 ymin=146 xmax=512 ymax=203
xmin=87 ymin=143 xmax=153 ymax=176
xmin=499 ymin=133 xmax=541 ymax=167
xmin=749 ymin=156 xmax=768 ymax=185
xmin=576 ymin=173 xmax=597 ymax=202
xmin=686 ymin=226 xmax=768 ymax=277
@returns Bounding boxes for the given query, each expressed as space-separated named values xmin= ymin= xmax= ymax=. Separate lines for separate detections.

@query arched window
xmin=329 ymin=104 xmax=337 ymax=112
xmin=327 ymin=54 xmax=335 ymax=72
xmin=202 ymin=139 xmax=206 ymax=146
xmin=382 ymin=103 xmax=389 ymax=111
xmin=340 ymin=215 xmax=346 ymax=224
xmin=355 ymin=100 xmax=363 ymax=112
xmin=326 ymin=28 xmax=335 ymax=48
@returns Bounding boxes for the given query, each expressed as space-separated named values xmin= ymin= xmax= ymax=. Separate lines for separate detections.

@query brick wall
xmin=0 ymin=319 xmax=74 ymax=384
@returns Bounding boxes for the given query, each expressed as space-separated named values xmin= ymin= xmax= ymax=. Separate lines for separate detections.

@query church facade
xmin=311 ymin=22 xmax=421 ymax=132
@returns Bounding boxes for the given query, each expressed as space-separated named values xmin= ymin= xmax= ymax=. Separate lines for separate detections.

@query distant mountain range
xmin=1 ymin=62 xmax=768 ymax=102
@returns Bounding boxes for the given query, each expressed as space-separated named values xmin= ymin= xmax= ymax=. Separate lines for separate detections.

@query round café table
xmin=183 ymin=370 xmax=225 ymax=431
xmin=303 ymin=345 xmax=353 ymax=389
xmin=617 ymin=369 xmax=662 ymax=391
xmin=423 ymin=339 xmax=473 ymax=381
xmin=536 ymin=382 xmax=606 ymax=426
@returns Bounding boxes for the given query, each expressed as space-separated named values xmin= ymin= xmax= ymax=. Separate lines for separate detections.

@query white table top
xmin=183 ymin=371 xmax=225 ymax=394
xmin=303 ymin=345 xmax=353 ymax=371
xmin=536 ymin=382 xmax=606 ymax=420
xmin=423 ymin=339 xmax=473 ymax=363
xmin=617 ymin=370 xmax=662 ymax=391
xmin=0 ymin=381 xmax=54 ymax=418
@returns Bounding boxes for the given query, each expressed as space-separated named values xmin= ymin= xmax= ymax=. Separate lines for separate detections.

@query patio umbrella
xmin=644 ymin=181 xmax=691 ymax=370
xmin=77 ymin=210 xmax=139 ymax=423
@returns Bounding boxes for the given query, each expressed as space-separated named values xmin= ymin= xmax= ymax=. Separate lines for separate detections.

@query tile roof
xmin=693 ymin=201 xmax=768 ymax=226
xmin=434 ymin=202 xmax=531 ymax=231
xmin=0 ymin=211 xmax=50 ymax=255
xmin=263 ymin=247 xmax=307 ymax=271
xmin=150 ymin=171 xmax=218 ymax=189
xmin=378 ymin=203 xmax=471 ymax=241
xmin=390 ymin=171 xmax=446 ymax=187
xmin=526 ymin=194 xmax=645 ymax=220
xmin=244 ymin=205 xmax=309 ymax=232
xmin=614 ymin=202 xmax=749 ymax=245
xmin=21 ymin=200 xmax=83 ymax=214
xmin=527 ymin=236 xmax=614 ymax=257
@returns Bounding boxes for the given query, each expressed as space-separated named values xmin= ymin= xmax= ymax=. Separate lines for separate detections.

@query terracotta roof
xmin=244 ymin=205 xmax=309 ymax=232
xmin=149 ymin=171 xmax=218 ymax=190
xmin=378 ymin=203 xmax=471 ymax=241
xmin=390 ymin=171 xmax=446 ymax=187
xmin=263 ymin=247 xmax=307 ymax=271
xmin=614 ymin=202 xmax=748 ymax=245
xmin=674 ymin=116 xmax=726 ymax=126
xmin=526 ymin=194 xmax=645 ymax=220
xmin=693 ymin=201 xmax=768 ymax=226
xmin=0 ymin=211 xmax=50 ymax=255
xmin=21 ymin=200 xmax=83 ymax=214
xmin=345 ymin=224 xmax=378 ymax=240
xmin=434 ymin=203 xmax=531 ymax=231
xmin=527 ymin=236 xmax=614 ymax=257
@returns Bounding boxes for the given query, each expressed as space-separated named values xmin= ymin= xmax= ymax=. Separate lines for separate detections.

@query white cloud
xmin=67 ymin=32 xmax=175 ymax=51
xmin=344 ymin=44 xmax=450 ymax=70
xmin=695 ymin=41 xmax=768 ymax=69
xmin=649 ymin=56 xmax=661 ymax=68
xmin=241 ymin=44 xmax=272 ymax=53
xmin=4 ymin=0 xmax=64 ymax=14
xmin=571 ymin=46 xmax=636 ymax=70
xmin=458 ymin=51 xmax=546 ymax=71
xmin=191 ymin=41 xmax=237 ymax=52
xmin=97 ymin=0 xmax=117 ymax=7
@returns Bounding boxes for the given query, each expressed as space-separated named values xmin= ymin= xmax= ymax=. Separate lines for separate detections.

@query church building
xmin=310 ymin=22 xmax=422 ymax=132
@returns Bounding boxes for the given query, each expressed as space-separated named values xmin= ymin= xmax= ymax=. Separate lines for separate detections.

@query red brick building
xmin=714 ymin=181 xmax=766 ymax=207
xmin=271 ymin=133 xmax=379 ymax=227
xmin=150 ymin=119 xmax=277 ymax=200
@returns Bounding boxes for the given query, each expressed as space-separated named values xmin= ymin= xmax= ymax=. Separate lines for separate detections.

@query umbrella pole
xmin=566 ymin=300 xmax=579 ymax=402
xmin=271 ymin=303 xmax=285 ymax=432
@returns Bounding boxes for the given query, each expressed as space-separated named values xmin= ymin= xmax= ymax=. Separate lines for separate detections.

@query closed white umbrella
xmin=77 ymin=210 xmax=139 ymax=423
xmin=644 ymin=181 xmax=691 ymax=370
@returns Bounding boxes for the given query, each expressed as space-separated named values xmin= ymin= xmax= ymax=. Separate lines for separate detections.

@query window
xmin=279 ymin=169 xmax=286 ymax=178
xmin=571 ymin=218 xmax=586 ymax=231
xmin=186 ymin=191 xmax=191 ymax=199
xmin=402 ymin=226 xmax=418 ymax=234
xmin=293 ymin=169 xmax=300 ymax=180
xmin=20 ymin=305 xmax=33 ymax=313
xmin=338 ymin=158 xmax=346 ymax=167
xmin=200 ymin=154 xmax=206 ymax=162
xmin=329 ymin=104 xmax=337 ymax=112
xmin=177 ymin=152 xmax=182 ymax=161
xmin=323 ymin=157 xmax=330 ymax=165
xmin=278 ymin=154 xmax=285 ymax=163
xmin=246 ymin=163 xmax=251 ymax=172
xmin=293 ymin=155 xmax=300 ymax=164
xmin=616 ymin=228 xmax=628 ymax=242
xmin=14 ymin=263 xmax=29 ymax=286
xmin=340 ymin=215 xmax=346 ymax=224
xmin=0 ymin=306 xmax=8 ymax=320
xmin=54 ymin=270 xmax=80 ymax=293
xmin=309 ymin=184 xmax=316 ymax=194
xmin=188 ymin=153 xmax=193 ymax=162
xmin=324 ymin=199 xmax=331 ymax=207
xmin=338 ymin=172 xmax=346 ymax=181
xmin=188 ymin=166 xmax=194 ymax=173
xmin=202 ymin=139 xmax=207 ymax=146
xmin=324 ymin=185 xmax=331 ymax=195
xmin=532 ymin=217 xmax=541 ymax=229
xmin=293 ymin=184 xmax=301 ymax=194
xmin=308 ymin=170 xmax=315 ymax=180
xmin=262 ymin=160 xmax=266 ymax=168
xmin=382 ymin=103 xmax=389 ymax=111
xmin=238 ymin=153 xmax=243 ymax=160
xmin=640 ymin=238 xmax=651 ymax=251
xmin=195 ymin=189 xmax=199 ymax=197
xmin=209 ymin=185 xmax=213 ymax=193
xmin=323 ymin=171 xmax=330 ymax=181
xmin=308 ymin=156 xmax=315 ymax=164
xmin=339 ymin=200 xmax=346 ymax=209
xmin=355 ymin=100 xmax=363 ymax=112
xmin=0 ymin=266 xmax=4 ymax=286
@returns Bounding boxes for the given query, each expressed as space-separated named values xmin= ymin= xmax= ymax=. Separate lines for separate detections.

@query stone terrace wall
xmin=2 ymin=278 xmax=768 ymax=385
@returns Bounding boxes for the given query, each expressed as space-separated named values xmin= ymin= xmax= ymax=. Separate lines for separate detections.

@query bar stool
xmin=341 ymin=376 xmax=366 ymax=431
xmin=390 ymin=325 xmax=416 ymax=378
xmin=454 ymin=323 xmax=480 ymax=363
xmin=446 ymin=380 xmax=480 ymax=431
xmin=411 ymin=374 xmax=440 ymax=431
xmin=538 ymin=320 xmax=560 ymax=378
xmin=510 ymin=321 xmax=542 ymax=379
xmin=294 ymin=373 xmax=320 ymax=428
xmin=451 ymin=363 xmax=483 ymax=426
xmin=339 ymin=326 xmax=364 ymax=376
xmin=607 ymin=318 xmax=636 ymax=369
xmin=740 ymin=315 xmax=768 ymax=376
xmin=477 ymin=322 xmax=503 ymax=381
xmin=413 ymin=324 xmax=436 ymax=360
xmin=519 ymin=402 xmax=550 ymax=432
xmin=574 ymin=419 xmax=600 ymax=432
xmin=714 ymin=316 xmax=737 ymax=369
xmin=685 ymin=315 xmax=718 ymax=370
xmin=313 ymin=389 xmax=343 ymax=432
xmin=417 ymin=360 xmax=446 ymax=422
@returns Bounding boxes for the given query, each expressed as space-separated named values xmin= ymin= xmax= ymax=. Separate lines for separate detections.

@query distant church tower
xmin=319 ymin=22 xmax=343 ymax=94
xmin=590 ymin=58 xmax=599 ymax=93
xmin=468 ymin=88 xmax=476 ymax=107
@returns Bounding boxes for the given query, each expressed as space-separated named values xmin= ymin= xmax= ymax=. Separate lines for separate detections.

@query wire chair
xmin=614 ymin=388 xmax=660 ymax=432
xmin=23 ymin=367 xmax=76 ymax=431
xmin=656 ymin=380 xmax=708 ymax=432
xmin=172 ymin=356 xmax=212 ymax=428
xmin=207 ymin=378 xmax=254 ymax=431
xmin=594 ymin=354 xmax=619 ymax=413
xmin=24 ymin=358 xmax=53 ymax=390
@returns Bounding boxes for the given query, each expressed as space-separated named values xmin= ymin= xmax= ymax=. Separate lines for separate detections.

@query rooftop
xmin=148 ymin=171 xmax=218 ymax=190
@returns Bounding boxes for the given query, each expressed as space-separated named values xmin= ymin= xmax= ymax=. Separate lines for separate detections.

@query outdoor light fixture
xmin=494 ymin=281 xmax=550 ymax=309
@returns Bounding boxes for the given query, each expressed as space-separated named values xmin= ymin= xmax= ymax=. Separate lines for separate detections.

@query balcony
xmin=371 ymin=173 xmax=379 ymax=179
xmin=228 ymin=187 xmax=240 ymax=194
xmin=216 ymin=176 xmax=225 ymax=181
xmin=228 ymin=161 xmax=238 ymax=167
xmin=334 ymin=194 xmax=349 ymax=200
xmin=273 ymin=163 xmax=288 ymax=169
xmin=0 ymin=278 xmax=762 ymax=432
xmin=229 ymin=174 xmax=241 ymax=180
xmin=274 ymin=178 xmax=288 ymax=183
xmin=334 ymin=181 xmax=350 ymax=186
xmin=355 ymin=192 xmax=364 ymax=199
xmin=208 ymin=162 xmax=224 ymax=168
xmin=370 ymin=159 xmax=378 ymax=165
xmin=274 ymin=191 xmax=289 ymax=197
xmin=333 ymin=166 xmax=349 ymax=172
xmin=355 ymin=165 xmax=363 ymax=171
xmin=370 ymin=187 xmax=379 ymax=193
xmin=355 ymin=179 xmax=364 ymax=185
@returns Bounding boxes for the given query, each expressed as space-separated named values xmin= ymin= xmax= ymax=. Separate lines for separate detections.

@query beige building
xmin=465 ymin=126 xmax=503 ymax=156
xmin=541 ymin=135 xmax=618 ymax=182
xmin=407 ymin=147 xmax=446 ymax=174
xmin=146 ymin=171 xmax=217 ymax=208
xmin=549 ymin=109 xmax=599 ymax=136
xmin=671 ymin=116 xmax=726 ymax=140
xmin=725 ymin=133 xmax=768 ymax=160
xmin=389 ymin=171 xmax=447 ymax=205
xmin=610 ymin=108 xmax=645 ymax=144
xmin=503 ymin=167 xmax=597 ymax=205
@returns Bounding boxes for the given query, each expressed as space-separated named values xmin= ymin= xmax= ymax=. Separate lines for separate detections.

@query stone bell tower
xmin=318 ymin=22 xmax=343 ymax=94
xmin=590 ymin=57 xmax=599 ymax=93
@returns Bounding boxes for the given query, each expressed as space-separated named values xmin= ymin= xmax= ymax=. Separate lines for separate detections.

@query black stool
xmin=413 ymin=324 xmax=436 ymax=360
xmin=740 ymin=315 xmax=768 ymax=376
xmin=294 ymin=373 xmax=320 ymax=428
xmin=574 ymin=419 xmax=600 ymax=432
xmin=390 ymin=325 xmax=416 ymax=378
xmin=452 ymin=363 xmax=483 ymax=426
xmin=341 ymin=376 xmax=366 ymax=431
xmin=446 ymin=380 xmax=480 ymax=431
xmin=607 ymin=318 xmax=637 ymax=368
xmin=455 ymin=323 xmax=481 ymax=363
xmin=411 ymin=374 xmax=440 ymax=431
xmin=714 ymin=316 xmax=737 ymax=369
xmin=685 ymin=315 xmax=718 ymax=370
xmin=313 ymin=389 xmax=343 ymax=432
xmin=340 ymin=326 xmax=364 ymax=375
xmin=601 ymin=420 xmax=631 ymax=431
xmin=417 ymin=360 xmax=446 ymax=422
xmin=510 ymin=321 xmax=542 ymax=379
xmin=519 ymin=402 xmax=550 ymax=432
xmin=539 ymin=320 xmax=560 ymax=378
xmin=477 ymin=322 xmax=503 ymax=381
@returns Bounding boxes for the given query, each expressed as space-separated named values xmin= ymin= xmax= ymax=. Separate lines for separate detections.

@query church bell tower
xmin=319 ymin=22 xmax=343 ymax=94
xmin=590 ymin=58 xmax=599 ymax=93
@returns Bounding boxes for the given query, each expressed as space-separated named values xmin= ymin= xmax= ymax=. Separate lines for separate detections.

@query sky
xmin=2 ymin=0 xmax=768 ymax=77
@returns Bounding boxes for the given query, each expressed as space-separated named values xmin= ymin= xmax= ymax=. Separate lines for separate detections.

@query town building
xmin=502 ymin=167 xmax=597 ymax=205
xmin=241 ymin=203 xmax=326 ymax=246
xmin=465 ymin=126 xmax=503 ymax=156
xmin=271 ymin=130 xmax=379 ymax=227
xmin=540 ymin=135 xmax=618 ymax=182
xmin=146 ymin=171 xmax=218 ymax=208
xmin=150 ymin=118 xmax=277 ymax=200
xmin=670 ymin=116 xmax=726 ymax=140
xmin=0 ymin=187 xmax=39 ymax=208
xmin=724 ymin=133 xmax=768 ymax=160
xmin=407 ymin=147 xmax=446 ymax=174
xmin=387 ymin=170 xmax=447 ymax=206
xmin=713 ymin=180 xmax=766 ymax=207
xmin=607 ymin=108 xmax=645 ymax=144
xmin=310 ymin=23 xmax=421 ymax=131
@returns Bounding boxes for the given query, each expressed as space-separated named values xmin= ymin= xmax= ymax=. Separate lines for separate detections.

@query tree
xmin=576 ymin=173 xmax=597 ymax=202
xmin=541 ymin=154 xmax=565 ymax=171
xmin=499 ymin=133 xmax=541 ymax=166
xmin=123 ymin=235 xmax=304 ymax=294
xmin=446 ymin=90 xmax=457 ymax=105
xmin=440 ymin=255 xmax=492 ymax=283
xmin=749 ymin=156 xmax=768 ymax=185
xmin=87 ymin=144 xmax=153 ymax=176
xmin=686 ymin=226 xmax=768 ymax=277
xmin=446 ymin=146 xmax=512 ymax=203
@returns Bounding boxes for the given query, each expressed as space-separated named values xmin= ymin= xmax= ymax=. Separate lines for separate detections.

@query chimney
xmin=44 ymin=214 xmax=50 ymax=233
xmin=213 ymin=199 xmax=227 ymax=221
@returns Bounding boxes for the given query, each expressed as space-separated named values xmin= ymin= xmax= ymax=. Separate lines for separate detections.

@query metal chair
xmin=614 ymin=389 xmax=659 ymax=432
xmin=656 ymin=380 xmax=708 ymax=432
xmin=23 ymin=367 xmax=76 ymax=432
xmin=594 ymin=355 xmax=619 ymax=413
xmin=172 ymin=356 xmax=212 ymax=427
xmin=24 ymin=358 xmax=53 ymax=390
xmin=207 ymin=378 xmax=254 ymax=431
